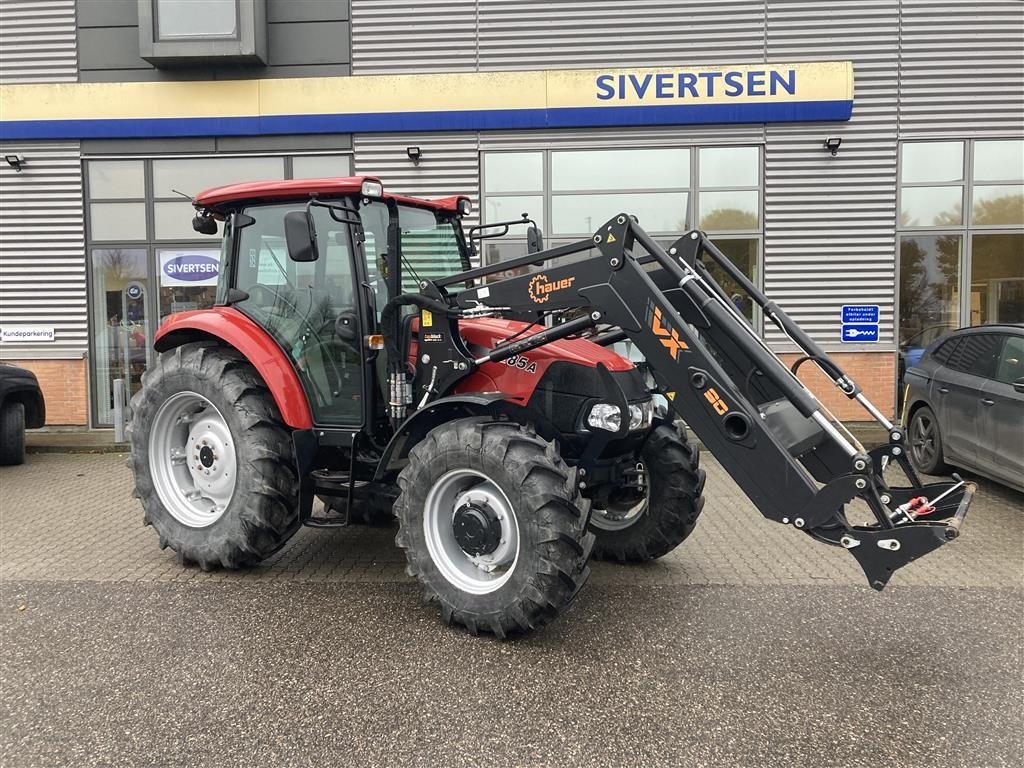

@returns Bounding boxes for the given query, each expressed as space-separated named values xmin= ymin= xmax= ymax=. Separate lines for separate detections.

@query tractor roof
xmin=193 ymin=175 xmax=467 ymax=214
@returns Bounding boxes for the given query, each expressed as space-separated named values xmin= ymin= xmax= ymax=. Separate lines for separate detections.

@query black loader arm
xmin=417 ymin=214 xmax=974 ymax=591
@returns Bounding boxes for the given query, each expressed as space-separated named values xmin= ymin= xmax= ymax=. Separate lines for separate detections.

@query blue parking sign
xmin=841 ymin=323 xmax=879 ymax=343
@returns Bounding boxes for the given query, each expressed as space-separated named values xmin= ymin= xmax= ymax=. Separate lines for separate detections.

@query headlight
xmin=586 ymin=403 xmax=623 ymax=432
xmin=628 ymin=400 xmax=655 ymax=431
xmin=586 ymin=400 xmax=654 ymax=433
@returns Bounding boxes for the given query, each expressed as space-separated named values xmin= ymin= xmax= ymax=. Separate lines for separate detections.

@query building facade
xmin=0 ymin=0 xmax=1021 ymax=426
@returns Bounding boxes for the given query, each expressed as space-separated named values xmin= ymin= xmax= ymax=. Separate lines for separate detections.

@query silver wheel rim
xmin=148 ymin=391 xmax=237 ymax=528
xmin=590 ymin=486 xmax=649 ymax=532
xmin=911 ymin=411 xmax=937 ymax=468
xmin=422 ymin=469 xmax=520 ymax=595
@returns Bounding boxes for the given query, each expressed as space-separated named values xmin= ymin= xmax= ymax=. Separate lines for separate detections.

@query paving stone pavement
xmin=2 ymin=451 xmax=1022 ymax=768
xmin=0 ymin=451 xmax=1020 ymax=589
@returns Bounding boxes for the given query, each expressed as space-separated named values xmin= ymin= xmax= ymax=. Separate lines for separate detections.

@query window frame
xmin=480 ymin=144 xmax=764 ymax=329
xmin=83 ymin=152 xmax=353 ymax=426
xmin=153 ymin=0 xmax=241 ymax=42
xmin=896 ymin=137 xmax=1024 ymax=358
xmin=138 ymin=0 xmax=266 ymax=66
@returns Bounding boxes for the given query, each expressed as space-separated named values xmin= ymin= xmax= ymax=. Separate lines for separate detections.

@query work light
xmin=361 ymin=179 xmax=384 ymax=198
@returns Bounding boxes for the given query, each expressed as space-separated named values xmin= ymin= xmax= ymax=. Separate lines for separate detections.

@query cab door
xmin=232 ymin=203 xmax=366 ymax=426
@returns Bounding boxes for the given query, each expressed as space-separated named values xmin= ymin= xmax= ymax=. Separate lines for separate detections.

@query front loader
xmin=128 ymin=176 xmax=973 ymax=637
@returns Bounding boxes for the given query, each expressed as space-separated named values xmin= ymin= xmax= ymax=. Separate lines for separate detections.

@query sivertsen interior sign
xmin=159 ymin=250 xmax=220 ymax=287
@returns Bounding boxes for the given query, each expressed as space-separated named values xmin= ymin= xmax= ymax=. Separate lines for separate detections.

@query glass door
xmin=90 ymin=247 xmax=155 ymax=425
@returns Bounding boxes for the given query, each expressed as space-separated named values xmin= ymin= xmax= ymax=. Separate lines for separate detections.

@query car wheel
xmin=0 ymin=401 xmax=26 ymax=466
xmin=908 ymin=405 xmax=949 ymax=475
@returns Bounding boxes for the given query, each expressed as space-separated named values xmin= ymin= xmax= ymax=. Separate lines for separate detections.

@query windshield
xmin=358 ymin=202 xmax=467 ymax=315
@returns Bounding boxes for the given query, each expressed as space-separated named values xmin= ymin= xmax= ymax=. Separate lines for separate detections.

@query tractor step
xmin=310 ymin=468 xmax=369 ymax=497
xmin=304 ymin=470 xmax=398 ymax=528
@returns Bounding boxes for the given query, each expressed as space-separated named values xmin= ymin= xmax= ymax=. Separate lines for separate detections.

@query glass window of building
xmin=697 ymin=146 xmax=761 ymax=322
xmin=84 ymin=153 xmax=352 ymax=425
xmin=480 ymin=145 xmax=762 ymax=321
xmin=898 ymin=139 xmax=1024 ymax=358
xmin=155 ymin=0 xmax=237 ymax=40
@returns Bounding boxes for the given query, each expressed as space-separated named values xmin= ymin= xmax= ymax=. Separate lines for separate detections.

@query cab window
xmin=358 ymin=202 xmax=468 ymax=316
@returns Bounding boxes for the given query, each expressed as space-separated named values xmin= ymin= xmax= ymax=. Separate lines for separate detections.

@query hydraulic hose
xmin=379 ymin=293 xmax=455 ymax=423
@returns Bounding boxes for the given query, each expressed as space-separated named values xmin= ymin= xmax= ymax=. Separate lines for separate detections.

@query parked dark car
xmin=0 ymin=362 xmax=46 ymax=466
xmin=904 ymin=324 xmax=1024 ymax=492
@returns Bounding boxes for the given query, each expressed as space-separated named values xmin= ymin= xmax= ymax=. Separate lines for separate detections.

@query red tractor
xmin=129 ymin=176 xmax=973 ymax=636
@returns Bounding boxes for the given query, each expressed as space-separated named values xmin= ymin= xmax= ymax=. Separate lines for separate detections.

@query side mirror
xmin=527 ymin=225 xmax=545 ymax=266
xmin=526 ymin=225 xmax=544 ymax=254
xmin=1013 ymin=377 xmax=1024 ymax=394
xmin=284 ymin=210 xmax=318 ymax=262
xmin=192 ymin=215 xmax=218 ymax=235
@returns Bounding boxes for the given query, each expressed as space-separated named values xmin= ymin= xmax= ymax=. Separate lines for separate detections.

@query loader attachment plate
xmin=844 ymin=481 xmax=974 ymax=590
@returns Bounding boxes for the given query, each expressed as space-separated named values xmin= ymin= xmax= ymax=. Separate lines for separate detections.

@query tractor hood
xmin=456 ymin=317 xmax=634 ymax=372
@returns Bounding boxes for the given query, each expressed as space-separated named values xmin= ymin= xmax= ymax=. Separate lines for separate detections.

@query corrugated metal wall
xmin=0 ymin=142 xmax=87 ymax=355
xmin=351 ymin=1 xmax=478 ymax=74
xmin=0 ymin=2 xmax=84 ymax=358
xmin=354 ymin=133 xmax=482 ymax=230
xmin=351 ymin=0 xmax=766 ymax=73
xmin=0 ymin=0 xmax=77 ymax=83
xmin=475 ymin=0 xmax=765 ymax=71
xmin=763 ymin=0 xmax=899 ymax=346
xmin=899 ymin=0 xmax=1024 ymax=137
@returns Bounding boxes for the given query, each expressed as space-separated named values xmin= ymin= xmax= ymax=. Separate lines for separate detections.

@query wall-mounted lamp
xmin=406 ymin=146 xmax=422 ymax=165
xmin=824 ymin=137 xmax=842 ymax=156
xmin=4 ymin=154 xmax=25 ymax=172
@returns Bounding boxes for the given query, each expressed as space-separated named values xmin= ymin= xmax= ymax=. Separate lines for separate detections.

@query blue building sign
xmin=841 ymin=324 xmax=879 ymax=343
xmin=841 ymin=305 xmax=879 ymax=343
xmin=841 ymin=305 xmax=879 ymax=324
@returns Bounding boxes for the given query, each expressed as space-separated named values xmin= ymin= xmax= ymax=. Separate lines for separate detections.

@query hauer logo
xmin=162 ymin=254 xmax=219 ymax=282
xmin=528 ymin=273 xmax=575 ymax=304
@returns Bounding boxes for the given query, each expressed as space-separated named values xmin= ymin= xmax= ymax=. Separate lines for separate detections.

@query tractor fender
xmin=154 ymin=307 xmax=314 ymax=429
xmin=373 ymin=393 xmax=521 ymax=482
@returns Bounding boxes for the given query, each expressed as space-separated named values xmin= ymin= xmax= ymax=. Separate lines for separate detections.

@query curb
xmin=26 ymin=443 xmax=128 ymax=455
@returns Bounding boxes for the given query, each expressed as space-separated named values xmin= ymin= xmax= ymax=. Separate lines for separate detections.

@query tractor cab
xmin=187 ymin=177 xmax=474 ymax=431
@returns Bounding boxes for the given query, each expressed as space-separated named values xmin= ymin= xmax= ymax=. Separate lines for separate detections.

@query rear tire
xmin=127 ymin=344 xmax=301 ymax=570
xmin=908 ymin=405 xmax=949 ymax=475
xmin=394 ymin=417 xmax=593 ymax=637
xmin=589 ymin=424 xmax=706 ymax=563
xmin=0 ymin=402 xmax=26 ymax=466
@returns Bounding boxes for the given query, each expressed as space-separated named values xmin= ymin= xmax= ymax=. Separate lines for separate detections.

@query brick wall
xmin=777 ymin=351 xmax=896 ymax=423
xmin=7 ymin=358 xmax=88 ymax=426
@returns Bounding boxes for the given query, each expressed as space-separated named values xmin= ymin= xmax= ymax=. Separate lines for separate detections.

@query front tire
xmin=0 ymin=401 xmax=26 ymax=466
xmin=394 ymin=417 xmax=593 ymax=637
xmin=127 ymin=344 xmax=301 ymax=570
xmin=589 ymin=424 xmax=706 ymax=563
